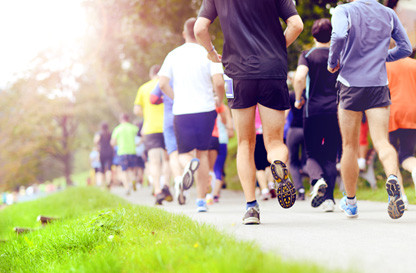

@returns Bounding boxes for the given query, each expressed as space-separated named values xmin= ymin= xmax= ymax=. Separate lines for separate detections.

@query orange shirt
xmin=386 ymin=57 xmax=416 ymax=132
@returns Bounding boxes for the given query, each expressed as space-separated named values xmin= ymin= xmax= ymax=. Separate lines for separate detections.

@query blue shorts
xmin=119 ymin=154 xmax=137 ymax=171
xmin=163 ymin=125 xmax=178 ymax=155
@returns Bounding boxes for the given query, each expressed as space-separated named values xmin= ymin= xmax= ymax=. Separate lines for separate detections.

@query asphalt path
xmin=112 ymin=185 xmax=416 ymax=273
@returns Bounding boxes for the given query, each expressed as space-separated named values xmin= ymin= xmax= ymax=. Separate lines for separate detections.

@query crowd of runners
xmin=89 ymin=0 xmax=416 ymax=225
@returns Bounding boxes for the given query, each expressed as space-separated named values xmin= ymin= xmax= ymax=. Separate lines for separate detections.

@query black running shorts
xmin=337 ymin=83 xmax=391 ymax=112
xmin=144 ymin=133 xmax=165 ymax=151
xmin=228 ymin=79 xmax=290 ymax=110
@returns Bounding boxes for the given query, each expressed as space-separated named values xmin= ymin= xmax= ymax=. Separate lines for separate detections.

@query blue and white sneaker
xmin=339 ymin=196 xmax=358 ymax=218
xmin=386 ymin=176 xmax=405 ymax=219
xmin=196 ymin=199 xmax=208 ymax=213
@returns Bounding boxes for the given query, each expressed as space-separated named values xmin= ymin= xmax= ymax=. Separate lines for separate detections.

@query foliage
xmin=0 ymin=187 xmax=334 ymax=273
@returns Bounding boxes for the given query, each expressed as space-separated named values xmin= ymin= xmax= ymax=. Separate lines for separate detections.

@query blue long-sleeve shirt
xmin=328 ymin=0 xmax=412 ymax=87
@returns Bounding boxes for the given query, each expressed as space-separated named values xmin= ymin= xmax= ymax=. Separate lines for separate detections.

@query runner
xmin=134 ymin=65 xmax=172 ymax=205
xmin=328 ymin=0 xmax=412 ymax=219
xmin=150 ymin=80 xmax=188 ymax=205
xmin=386 ymin=52 xmax=416 ymax=209
xmin=93 ymin=122 xmax=114 ymax=188
xmin=111 ymin=114 xmax=140 ymax=195
xmin=287 ymin=90 xmax=306 ymax=200
xmin=195 ymin=0 xmax=303 ymax=224
xmin=294 ymin=18 xmax=341 ymax=212
xmin=158 ymin=18 xmax=225 ymax=212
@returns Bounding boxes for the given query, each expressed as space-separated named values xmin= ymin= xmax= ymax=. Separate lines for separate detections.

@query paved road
xmin=112 ymin=186 xmax=416 ymax=273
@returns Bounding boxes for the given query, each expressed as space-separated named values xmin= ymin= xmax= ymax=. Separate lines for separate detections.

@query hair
xmin=312 ymin=18 xmax=332 ymax=43
xmin=120 ymin=113 xmax=129 ymax=122
xmin=385 ymin=0 xmax=399 ymax=9
xmin=411 ymin=47 xmax=416 ymax=59
xmin=183 ymin=17 xmax=197 ymax=40
xmin=149 ymin=64 xmax=161 ymax=78
xmin=100 ymin=122 xmax=109 ymax=134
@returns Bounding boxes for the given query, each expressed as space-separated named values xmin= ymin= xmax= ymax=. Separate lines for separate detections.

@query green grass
xmin=0 ymin=187 xmax=336 ymax=273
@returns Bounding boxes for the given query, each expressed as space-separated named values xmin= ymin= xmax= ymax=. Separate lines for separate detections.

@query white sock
xmin=261 ymin=188 xmax=269 ymax=195
xmin=346 ymin=197 xmax=357 ymax=205
xmin=357 ymin=158 xmax=366 ymax=170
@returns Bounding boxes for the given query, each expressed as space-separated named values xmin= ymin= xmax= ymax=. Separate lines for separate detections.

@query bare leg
xmin=196 ymin=150 xmax=210 ymax=199
xmin=231 ymin=106 xmax=257 ymax=202
xmin=258 ymin=104 xmax=288 ymax=164
xmin=148 ymin=148 xmax=163 ymax=195
xmin=169 ymin=150 xmax=183 ymax=179
xmin=366 ymin=106 xmax=401 ymax=180
xmin=338 ymin=108 xmax=362 ymax=197
xmin=256 ymin=170 xmax=268 ymax=191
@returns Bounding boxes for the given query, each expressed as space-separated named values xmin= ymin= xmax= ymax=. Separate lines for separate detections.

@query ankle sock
xmin=246 ymin=200 xmax=258 ymax=210
xmin=346 ymin=196 xmax=357 ymax=205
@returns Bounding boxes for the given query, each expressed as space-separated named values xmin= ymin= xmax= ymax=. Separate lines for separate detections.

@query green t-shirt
xmin=111 ymin=122 xmax=139 ymax=155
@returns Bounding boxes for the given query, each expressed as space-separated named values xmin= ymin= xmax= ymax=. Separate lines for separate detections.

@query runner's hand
xmin=294 ymin=98 xmax=305 ymax=109
xmin=208 ymin=49 xmax=222 ymax=63
xmin=328 ymin=62 xmax=340 ymax=73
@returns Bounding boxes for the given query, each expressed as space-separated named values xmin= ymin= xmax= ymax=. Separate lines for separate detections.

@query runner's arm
xmin=328 ymin=7 xmax=347 ymax=72
xmin=194 ymin=17 xmax=221 ymax=63
xmin=159 ymin=76 xmax=174 ymax=99
xmin=293 ymin=65 xmax=308 ymax=109
xmin=284 ymin=15 xmax=303 ymax=48
xmin=212 ymin=74 xmax=225 ymax=108
xmin=387 ymin=12 xmax=412 ymax=62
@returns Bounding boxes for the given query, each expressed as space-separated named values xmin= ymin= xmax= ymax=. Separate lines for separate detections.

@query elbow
xmin=296 ymin=20 xmax=304 ymax=35
xmin=194 ymin=20 xmax=204 ymax=41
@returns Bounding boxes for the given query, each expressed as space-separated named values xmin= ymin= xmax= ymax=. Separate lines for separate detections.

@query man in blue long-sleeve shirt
xmin=328 ymin=0 xmax=412 ymax=220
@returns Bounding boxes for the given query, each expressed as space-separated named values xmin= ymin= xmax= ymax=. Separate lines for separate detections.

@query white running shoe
xmin=310 ymin=178 xmax=327 ymax=208
xmin=321 ymin=199 xmax=335 ymax=212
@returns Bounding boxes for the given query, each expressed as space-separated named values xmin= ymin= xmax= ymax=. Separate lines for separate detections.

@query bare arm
xmin=284 ymin=15 xmax=303 ymax=48
xmin=194 ymin=17 xmax=222 ymax=63
xmin=110 ymin=137 xmax=116 ymax=147
xmin=293 ymin=65 xmax=308 ymax=109
xmin=212 ymin=74 xmax=225 ymax=107
xmin=159 ymin=76 xmax=174 ymax=99
xmin=133 ymin=105 xmax=143 ymax=117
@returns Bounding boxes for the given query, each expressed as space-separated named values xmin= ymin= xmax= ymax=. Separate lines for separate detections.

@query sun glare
xmin=0 ymin=0 xmax=87 ymax=87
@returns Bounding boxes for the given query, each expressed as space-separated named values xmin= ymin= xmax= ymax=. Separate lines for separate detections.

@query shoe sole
xmin=271 ymin=160 xmax=296 ymax=209
xmin=386 ymin=179 xmax=405 ymax=219
xmin=197 ymin=207 xmax=208 ymax=213
xmin=182 ymin=159 xmax=200 ymax=190
xmin=243 ymin=217 xmax=260 ymax=225
xmin=311 ymin=184 xmax=327 ymax=208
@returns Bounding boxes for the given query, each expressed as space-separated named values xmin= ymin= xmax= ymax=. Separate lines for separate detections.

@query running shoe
xmin=339 ymin=196 xmax=358 ymax=218
xmin=162 ymin=185 xmax=173 ymax=202
xmin=386 ymin=177 xmax=405 ymax=219
xmin=271 ymin=160 xmax=296 ymax=208
xmin=213 ymin=195 xmax=220 ymax=203
xmin=182 ymin=158 xmax=200 ymax=190
xmin=310 ymin=178 xmax=327 ymax=208
xmin=132 ymin=180 xmax=137 ymax=191
xmin=321 ymin=199 xmax=335 ymax=212
xmin=243 ymin=205 xmax=260 ymax=225
xmin=174 ymin=179 xmax=186 ymax=205
xmin=196 ymin=199 xmax=208 ymax=212
xmin=155 ymin=192 xmax=165 ymax=205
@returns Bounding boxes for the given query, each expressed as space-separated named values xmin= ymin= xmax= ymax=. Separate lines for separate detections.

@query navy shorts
xmin=228 ymin=79 xmax=290 ymax=110
xmin=134 ymin=155 xmax=145 ymax=169
xmin=174 ymin=110 xmax=217 ymax=154
xmin=337 ymin=83 xmax=391 ymax=111
xmin=119 ymin=154 xmax=137 ymax=171
xmin=208 ymin=136 xmax=220 ymax=152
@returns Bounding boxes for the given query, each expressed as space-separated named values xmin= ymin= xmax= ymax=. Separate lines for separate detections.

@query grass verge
xmin=0 ymin=187 xmax=335 ymax=273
